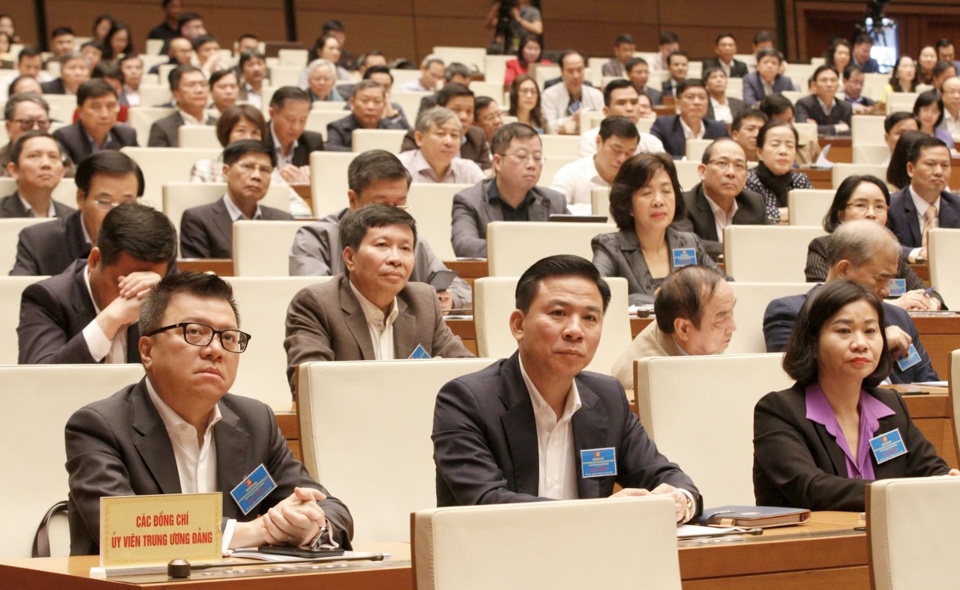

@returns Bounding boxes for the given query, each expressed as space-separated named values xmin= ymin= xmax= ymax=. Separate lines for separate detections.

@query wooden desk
xmin=177 ymin=259 xmax=234 ymax=276
xmin=804 ymin=167 xmax=832 ymax=190
xmin=910 ymin=313 xmax=960 ymax=378
xmin=821 ymin=136 xmax=852 ymax=164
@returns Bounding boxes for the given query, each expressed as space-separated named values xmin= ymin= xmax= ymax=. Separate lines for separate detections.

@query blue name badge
xmin=580 ymin=448 xmax=617 ymax=479
xmin=409 ymin=344 xmax=431 ymax=359
xmin=869 ymin=428 xmax=908 ymax=464
xmin=230 ymin=464 xmax=277 ymax=515
xmin=888 ymin=278 xmax=907 ymax=297
xmin=672 ymin=248 xmax=696 ymax=268
xmin=896 ymin=343 xmax=922 ymax=372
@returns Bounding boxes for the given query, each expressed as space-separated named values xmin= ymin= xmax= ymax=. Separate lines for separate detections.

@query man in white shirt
xmin=398 ymin=55 xmax=445 ymax=93
xmin=553 ymin=116 xmax=639 ymax=209
xmin=541 ymin=50 xmax=604 ymax=134
xmin=579 ymin=79 xmax=664 ymax=157
xmin=398 ymin=107 xmax=485 ymax=184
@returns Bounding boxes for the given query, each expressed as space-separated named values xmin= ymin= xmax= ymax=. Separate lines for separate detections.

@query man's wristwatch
xmin=682 ymin=494 xmax=696 ymax=524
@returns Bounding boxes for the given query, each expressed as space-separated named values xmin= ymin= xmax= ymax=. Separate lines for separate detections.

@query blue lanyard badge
xmin=229 ymin=464 xmax=278 ymax=515
xmin=672 ymin=248 xmax=696 ymax=268
xmin=409 ymin=344 xmax=431 ymax=359
xmin=580 ymin=448 xmax=617 ymax=478
xmin=896 ymin=344 xmax=922 ymax=371
xmin=888 ymin=279 xmax=906 ymax=297
xmin=869 ymin=428 xmax=908 ymax=464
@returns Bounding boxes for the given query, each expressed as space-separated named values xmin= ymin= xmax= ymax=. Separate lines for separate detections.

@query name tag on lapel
xmin=580 ymin=448 xmax=617 ymax=478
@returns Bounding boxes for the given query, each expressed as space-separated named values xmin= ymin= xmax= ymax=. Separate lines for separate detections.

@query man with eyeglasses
xmin=673 ymin=138 xmax=769 ymax=260
xmin=65 ymin=271 xmax=354 ymax=555
xmin=148 ymin=65 xmax=217 ymax=147
xmin=650 ymin=78 xmax=730 ymax=159
xmin=53 ymin=80 xmax=138 ymax=167
xmin=397 ymin=107 xmax=485 ymax=184
xmin=0 ymin=93 xmax=75 ymax=177
xmin=18 ymin=203 xmax=175 ymax=364
xmin=289 ymin=149 xmax=471 ymax=310
xmin=180 ymin=140 xmax=292 ymax=259
xmin=0 ymin=130 xmax=71 ymax=218
xmin=551 ymin=116 xmax=639 ymax=212
xmin=452 ymin=122 xmax=568 ymax=258
xmin=11 ymin=151 xmax=144 ymax=276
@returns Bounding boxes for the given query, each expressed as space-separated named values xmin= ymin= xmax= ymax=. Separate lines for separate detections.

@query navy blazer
xmin=763 ymin=286 xmax=939 ymax=383
xmin=649 ymin=115 xmax=730 ymax=159
xmin=0 ymin=192 xmax=75 ymax=219
xmin=794 ymin=95 xmax=853 ymax=135
xmin=179 ymin=198 xmax=293 ymax=259
xmin=433 ymin=353 xmax=701 ymax=508
xmin=53 ymin=122 xmax=139 ymax=168
xmin=674 ymin=183 xmax=768 ymax=259
xmin=10 ymin=210 xmax=91 ymax=276
xmin=886 ymin=186 xmax=960 ymax=255
xmin=742 ymin=72 xmax=797 ymax=106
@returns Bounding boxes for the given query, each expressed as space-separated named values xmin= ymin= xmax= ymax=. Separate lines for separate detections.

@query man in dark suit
xmin=66 ymin=271 xmax=354 ymax=555
xmin=742 ymin=49 xmax=797 ymax=106
xmin=325 ymin=80 xmax=406 ymax=152
xmin=763 ymin=220 xmax=939 ymax=383
xmin=794 ymin=65 xmax=853 ymax=136
xmin=266 ymin=86 xmax=324 ymax=185
xmin=147 ymin=0 xmax=182 ymax=43
xmin=674 ymin=139 xmax=767 ymax=259
xmin=452 ymin=123 xmax=569 ymax=257
xmin=18 ymin=203 xmax=176 ymax=365
xmin=0 ymin=131 xmax=72 ymax=218
xmin=625 ymin=57 xmax=663 ymax=106
xmin=148 ymin=65 xmax=216 ymax=147
xmin=853 ymin=33 xmax=881 ymax=74
xmin=703 ymin=66 xmax=746 ymax=123
xmin=53 ymin=80 xmax=137 ymax=167
xmin=887 ymin=135 xmax=960 ymax=261
xmin=702 ymin=33 xmax=749 ymax=78
xmin=432 ymin=254 xmax=701 ymax=519
xmin=650 ymin=79 xmax=730 ymax=159
xmin=660 ymin=50 xmax=689 ymax=99
xmin=10 ymin=151 xmax=145 ymax=276
xmin=842 ymin=64 xmax=876 ymax=114
xmin=284 ymin=204 xmax=472 ymax=389
xmin=180 ymin=140 xmax=292 ymax=258
xmin=401 ymin=82 xmax=492 ymax=170
xmin=147 ymin=37 xmax=193 ymax=75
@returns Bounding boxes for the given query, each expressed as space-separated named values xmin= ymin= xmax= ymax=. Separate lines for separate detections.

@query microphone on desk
xmin=167 ymin=552 xmax=386 ymax=579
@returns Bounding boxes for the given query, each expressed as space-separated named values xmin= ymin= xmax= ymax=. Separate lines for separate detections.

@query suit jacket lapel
xmin=338 ymin=276 xmax=376 ymax=359
xmin=900 ymin=193 xmax=922 ymax=246
xmin=695 ymin=187 xmax=718 ymax=241
xmin=71 ymin=261 xmax=98 ymax=327
xmin=672 ymin=117 xmax=686 ymax=156
xmin=812 ymin=421 xmax=849 ymax=476
xmin=572 ymin=381 xmax=607 ymax=499
xmin=392 ymin=295 xmax=414 ymax=358
xmin=213 ymin=400 xmax=251 ymax=510
xmin=126 ymin=324 xmax=141 ymax=363
xmin=499 ymin=355 xmax=540 ymax=496
xmin=210 ymin=200 xmax=234 ymax=250
xmin=131 ymin=380 xmax=182 ymax=494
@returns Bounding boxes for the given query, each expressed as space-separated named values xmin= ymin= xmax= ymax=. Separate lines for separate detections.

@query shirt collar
xmin=518 ymin=354 xmax=582 ymax=420
xmin=145 ymin=375 xmax=223 ymax=436
xmin=221 ymin=193 xmax=262 ymax=221
xmin=702 ymin=189 xmax=739 ymax=221
xmin=485 ymin=179 xmax=536 ymax=208
xmin=909 ymin=185 xmax=941 ymax=214
xmin=270 ymin=122 xmax=299 ymax=160
xmin=83 ymin=263 xmax=100 ymax=314
xmin=178 ymin=109 xmax=202 ymax=126
xmin=679 ymin=116 xmax=705 ymax=140
xmin=348 ymin=278 xmax=399 ymax=327
xmin=17 ymin=194 xmax=56 ymax=217
xmin=816 ymin=96 xmax=835 ymax=114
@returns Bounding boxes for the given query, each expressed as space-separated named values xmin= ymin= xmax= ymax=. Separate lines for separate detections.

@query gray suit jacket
xmin=451 ymin=178 xmax=570 ymax=258
xmin=18 ymin=259 xmax=141 ymax=364
xmin=0 ymin=192 xmax=75 ymax=218
xmin=742 ymin=72 xmax=797 ymax=107
xmin=179 ymin=198 xmax=293 ymax=259
xmin=147 ymin=112 xmax=218 ymax=147
xmin=284 ymin=274 xmax=473 ymax=389
xmin=65 ymin=379 xmax=354 ymax=555
xmin=10 ymin=210 xmax=91 ymax=276
xmin=674 ymin=183 xmax=769 ymax=259
xmin=433 ymin=352 xmax=701 ymax=508
xmin=53 ymin=122 xmax=139 ymax=167
xmin=288 ymin=208 xmax=472 ymax=308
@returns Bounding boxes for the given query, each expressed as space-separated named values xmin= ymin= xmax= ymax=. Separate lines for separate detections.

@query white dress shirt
xmin=81 ymin=268 xmax=128 ymax=364
xmin=703 ymin=190 xmax=739 ymax=243
xmin=222 ymin=194 xmax=263 ymax=221
xmin=549 ymin=154 xmax=608 ymax=206
xmin=709 ymin=97 xmax=733 ymax=124
xmin=396 ymin=149 xmax=486 ymax=184
xmin=540 ymin=83 xmax=605 ymax=134
xmin=349 ymin=281 xmax=399 ymax=360
xmin=679 ymin=117 xmax=706 ymax=141
xmin=579 ymin=126 xmax=666 ymax=157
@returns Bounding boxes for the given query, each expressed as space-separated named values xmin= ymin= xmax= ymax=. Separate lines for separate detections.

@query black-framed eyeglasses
xmin=146 ymin=322 xmax=251 ymax=353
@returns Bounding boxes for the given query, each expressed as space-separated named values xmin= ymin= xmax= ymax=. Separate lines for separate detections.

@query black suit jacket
xmin=649 ymin=116 xmax=730 ymax=159
xmin=147 ymin=112 xmax=218 ymax=147
xmin=0 ymin=192 xmax=75 ymax=218
xmin=674 ymin=183 xmax=768 ymax=259
xmin=742 ymin=72 xmax=797 ymax=107
xmin=705 ymin=97 xmax=746 ymax=122
xmin=753 ymin=384 xmax=949 ymax=511
xmin=10 ymin=210 xmax=90 ymax=276
xmin=702 ymin=57 xmax=749 ymax=78
xmin=267 ymin=124 xmax=325 ymax=167
xmin=887 ymin=186 xmax=960 ymax=254
xmin=794 ymin=95 xmax=853 ymax=135
xmin=18 ymin=259 xmax=141 ymax=364
xmin=53 ymin=122 xmax=139 ymax=167
xmin=39 ymin=78 xmax=67 ymax=94
xmin=324 ymin=113 xmax=407 ymax=152
xmin=433 ymin=353 xmax=701 ymax=509
xmin=179 ymin=198 xmax=293 ymax=259
xmin=642 ymin=86 xmax=664 ymax=106
xmin=400 ymin=126 xmax=492 ymax=170
xmin=65 ymin=379 xmax=354 ymax=555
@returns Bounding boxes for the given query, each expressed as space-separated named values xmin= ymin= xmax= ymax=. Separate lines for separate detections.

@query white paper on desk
xmin=676 ymin=524 xmax=743 ymax=538
xmin=227 ymin=549 xmax=387 ymax=563
xmin=814 ymin=144 xmax=833 ymax=169
xmin=914 ymin=381 xmax=949 ymax=387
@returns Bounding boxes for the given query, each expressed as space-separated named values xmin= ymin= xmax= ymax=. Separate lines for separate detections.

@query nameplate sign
xmin=100 ymin=493 xmax=222 ymax=567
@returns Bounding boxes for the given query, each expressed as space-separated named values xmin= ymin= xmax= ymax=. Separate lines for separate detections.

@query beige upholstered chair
xmin=486 ymin=221 xmax=614 ymax=277
xmin=309 ymin=151 xmax=355 ymax=217
xmin=726 ymin=282 xmax=812 ymax=354
xmin=787 ymin=188 xmax=835 ymax=227
xmin=927 ymin=229 xmax=960 ymax=311
xmin=0 ymin=218 xmax=46 ymax=275
xmin=232 ymin=220 xmax=313 ymax=276
xmin=723 ymin=225 xmax=827 ymax=282
xmin=351 ymin=129 xmax=407 ymax=153
xmin=831 ymin=163 xmax=887 ymax=189
xmin=121 ymin=147 xmax=221 ymax=204
xmin=0 ymin=276 xmax=45 ymax=365
xmin=178 ymin=125 xmax=220 ymax=149
xmin=406 ymin=183 xmax=472 ymax=261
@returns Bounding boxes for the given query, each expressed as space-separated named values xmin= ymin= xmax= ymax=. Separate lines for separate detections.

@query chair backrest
xmin=685 ymin=138 xmax=712 ymax=161
xmin=851 ymin=115 xmax=885 ymax=145
xmin=0 ymin=364 xmax=146 ymax=558
xmin=862 ymin=73 xmax=888 ymax=101
xmin=726 ymin=282 xmax=812 ymax=354
xmin=853 ymin=144 xmax=890 ymax=165
xmin=886 ymin=92 xmax=919 ymax=115
xmin=351 ymin=129 xmax=407 ymax=153
xmin=950 ymin=349 xmax=960 ymax=461
xmin=726 ymin=76 xmax=744 ymax=100
xmin=309 ymin=151 xmax=356 ymax=216
xmin=486 ymin=221 xmax=614 ymax=276
xmin=0 ymin=275 xmax=45 ymax=365
xmin=591 ymin=186 xmax=611 ymax=220
xmin=540 ymin=134 xmax=581 ymax=158
xmin=225 ymin=277 xmax=325 ymax=408
xmin=534 ymin=65 xmax=562 ymax=88
xmin=674 ymin=160 xmax=701 ymax=191
xmin=0 ymin=217 xmax=46 ymax=274
xmin=305 ymin=110 xmax=347 ymax=140
xmin=467 ymin=81 xmax=504 ymax=106
xmin=831 ymin=163 xmax=888 ymax=188
xmin=40 ymin=94 xmax=76 ymax=123
xmin=724 ymin=225 xmax=827 ymax=282
xmin=144 ymin=40 xmax=164 ymax=56
xmin=121 ymin=147 xmax=221 ymax=205
xmin=278 ymin=48 xmax=309 ymax=67
xmin=178 ymin=125 xmax=221 ymax=149
xmin=634 ymin=354 xmax=792 ymax=505
xmin=538 ymin=155 xmax=577 ymax=187
xmin=126 ymin=107 xmax=176 ymax=149
xmin=484 ymin=55 xmax=512 ymax=88
xmin=391 ymin=90 xmax=431 ymax=121
xmin=232 ymin=219 xmax=313 ymax=276
xmin=414 ymin=497 xmax=682 ymax=590
xmin=787 ymin=188 xmax=835 ymax=227
xmin=269 ymin=65 xmax=302 ymax=88
xmin=928 ymin=228 xmax=960 ymax=313
xmin=867 ymin=477 xmax=960 ymax=590
xmin=298 ymin=358 xmax=494 ymax=543
xmin=432 ymin=47 xmax=487 ymax=73
xmin=162 ymin=182 xmax=290 ymax=250
xmin=137 ymin=85 xmax=173 ymax=107
xmin=473 ymin=276 xmax=630 ymax=376
xmin=406 ymin=183 xmax=472 ymax=260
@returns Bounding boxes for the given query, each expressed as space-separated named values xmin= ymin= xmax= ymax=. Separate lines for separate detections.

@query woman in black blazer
xmin=753 ymin=279 xmax=957 ymax=511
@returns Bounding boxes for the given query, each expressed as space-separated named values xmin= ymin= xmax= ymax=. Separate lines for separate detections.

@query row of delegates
xmin=433 ymin=254 xmax=701 ymax=522
xmin=591 ymin=152 xmax=730 ymax=306
xmin=805 ymin=174 xmax=944 ymax=310
xmin=284 ymin=204 xmax=474 ymax=391
xmin=743 ymin=120 xmax=813 ymax=222
xmin=754 ymin=277 xmax=958 ymax=511
xmin=65 ymin=270 xmax=354 ymax=555
xmin=289 ymin=149 xmax=472 ymax=311
xmin=764 ymin=220 xmax=939 ymax=385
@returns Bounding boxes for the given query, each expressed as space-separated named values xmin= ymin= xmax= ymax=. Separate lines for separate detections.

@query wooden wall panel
xmin=2 ymin=6 xmax=39 ymax=47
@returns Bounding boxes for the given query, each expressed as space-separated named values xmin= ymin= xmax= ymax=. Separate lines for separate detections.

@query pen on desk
xmin=923 ymin=287 xmax=936 ymax=296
